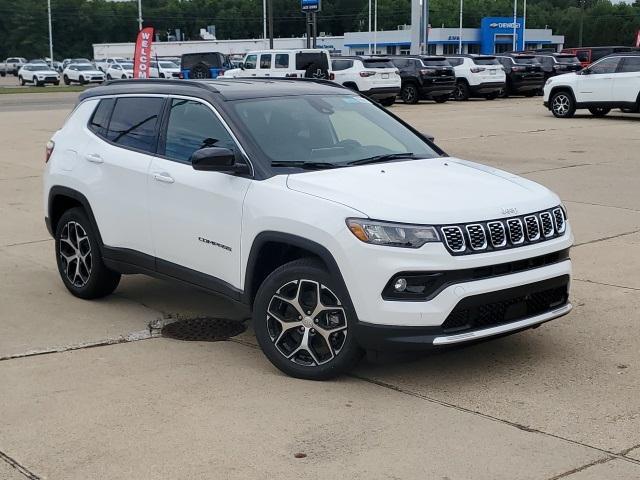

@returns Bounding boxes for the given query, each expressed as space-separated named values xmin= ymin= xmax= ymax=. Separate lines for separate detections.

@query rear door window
xmin=295 ymin=52 xmax=329 ymax=70
xmin=259 ymin=54 xmax=272 ymax=69
xmin=106 ymin=97 xmax=164 ymax=153
xmin=619 ymin=57 xmax=640 ymax=73
xmin=275 ymin=54 xmax=289 ymax=69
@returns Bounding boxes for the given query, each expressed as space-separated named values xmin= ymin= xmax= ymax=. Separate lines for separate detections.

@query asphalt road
xmin=1 ymin=92 xmax=639 ymax=480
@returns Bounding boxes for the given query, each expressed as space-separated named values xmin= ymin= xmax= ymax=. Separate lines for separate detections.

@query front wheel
xmin=19 ymin=76 xmax=25 ymax=86
xmin=401 ymin=83 xmax=419 ymax=104
xmin=106 ymin=74 xmax=112 ymax=80
xmin=63 ymin=75 xmax=70 ymax=85
xmin=253 ymin=259 xmax=363 ymax=380
xmin=55 ymin=208 xmax=121 ymax=299
xmin=589 ymin=106 xmax=611 ymax=117
xmin=79 ymin=75 xmax=86 ymax=85
xmin=550 ymin=91 xmax=576 ymax=118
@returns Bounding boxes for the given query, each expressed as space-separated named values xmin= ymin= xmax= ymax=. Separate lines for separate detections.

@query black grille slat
xmin=540 ymin=212 xmax=554 ymax=237
xmin=507 ymin=219 xmax=524 ymax=244
xmin=441 ymin=226 xmax=465 ymax=252
xmin=553 ymin=208 xmax=566 ymax=233
xmin=487 ymin=222 xmax=506 ymax=247
xmin=524 ymin=215 xmax=540 ymax=241
xmin=466 ymin=224 xmax=487 ymax=250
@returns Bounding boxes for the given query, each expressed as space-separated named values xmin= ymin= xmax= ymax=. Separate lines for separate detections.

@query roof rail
xmin=216 ymin=76 xmax=347 ymax=89
xmin=103 ymin=78 xmax=216 ymax=91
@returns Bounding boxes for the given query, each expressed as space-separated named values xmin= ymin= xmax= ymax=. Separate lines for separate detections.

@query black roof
xmin=78 ymin=78 xmax=348 ymax=102
xmin=331 ymin=55 xmax=391 ymax=61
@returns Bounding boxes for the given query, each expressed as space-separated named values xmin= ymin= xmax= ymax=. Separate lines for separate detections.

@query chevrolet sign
xmin=489 ymin=22 xmax=521 ymax=29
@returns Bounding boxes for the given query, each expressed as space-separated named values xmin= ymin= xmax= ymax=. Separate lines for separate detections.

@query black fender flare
xmin=47 ymin=186 xmax=104 ymax=247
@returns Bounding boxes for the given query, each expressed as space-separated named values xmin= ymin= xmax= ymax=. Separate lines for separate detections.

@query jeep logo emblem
xmin=502 ymin=207 xmax=518 ymax=215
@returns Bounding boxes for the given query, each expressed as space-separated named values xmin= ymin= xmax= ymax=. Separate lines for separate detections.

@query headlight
xmin=346 ymin=218 xmax=440 ymax=248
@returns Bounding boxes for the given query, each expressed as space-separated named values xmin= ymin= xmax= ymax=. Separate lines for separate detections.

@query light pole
xmin=263 ymin=0 xmax=267 ymax=41
xmin=522 ymin=0 xmax=527 ymax=49
xmin=512 ymin=0 xmax=517 ymax=51
xmin=373 ymin=0 xmax=377 ymax=54
xmin=47 ymin=0 xmax=54 ymax=61
xmin=458 ymin=0 xmax=463 ymax=54
xmin=368 ymin=0 xmax=372 ymax=54
xmin=137 ymin=0 xmax=143 ymax=31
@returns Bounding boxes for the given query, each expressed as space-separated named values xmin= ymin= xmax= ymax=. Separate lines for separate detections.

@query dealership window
xmin=259 ymin=54 xmax=272 ymax=69
xmin=426 ymin=44 xmax=437 ymax=55
xmin=164 ymin=99 xmax=235 ymax=163
xmin=443 ymin=44 xmax=458 ymax=55
xmin=399 ymin=47 xmax=410 ymax=55
xmin=355 ymin=50 xmax=365 ymax=55
xmin=467 ymin=44 xmax=480 ymax=54
xmin=386 ymin=46 xmax=396 ymax=55
xmin=275 ymin=54 xmax=289 ymax=68
xmin=106 ymin=97 xmax=163 ymax=153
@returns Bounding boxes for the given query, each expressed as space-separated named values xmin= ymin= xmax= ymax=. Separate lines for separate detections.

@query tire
xmin=0 ymin=71 xmax=5 ymax=77
xmin=589 ymin=106 xmax=611 ymax=117
xmin=79 ymin=75 xmax=86 ymax=85
xmin=19 ymin=76 xmax=25 ymax=86
xmin=523 ymin=90 xmax=537 ymax=97
xmin=304 ymin=62 xmax=329 ymax=79
xmin=484 ymin=92 xmax=498 ymax=100
xmin=433 ymin=95 xmax=448 ymax=103
xmin=550 ymin=90 xmax=576 ymax=118
xmin=53 ymin=81 xmax=60 ymax=86
xmin=190 ymin=62 xmax=211 ymax=79
xmin=379 ymin=97 xmax=395 ymax=107
xmin=401 ymin=83 xmax=419 ymax=104
xmin=106 ymin=74 xmax=112 ymax=80
xmin=343 ymin=82 xmax=358 ymax=92
xmin=160 ymin=73 xmax=165 ymax=78
xmin=55 ymin=207 xmax=121 ymax=299
xmin=63 ymin=75 xmax=70 ymax=85
xmin=121 ymin=75 xmax=126 ymax=79
xmin=36 ymin=81 xmax=44 ymax=87
xmin=253 ymin=258 xmax=363 ymax=380
xmin=452 ymin=81 xmax=470 ymax=101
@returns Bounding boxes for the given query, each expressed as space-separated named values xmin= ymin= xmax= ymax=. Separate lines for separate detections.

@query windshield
xmin=556 ymin=56 xmax=580 ymax=64
xmin=160 ymin=62 xmax=178 ymax=68
xmin=231 ymin=95 xmax=439 ymax=166
xmin=76 ymin=65 xmax=95 ymax=71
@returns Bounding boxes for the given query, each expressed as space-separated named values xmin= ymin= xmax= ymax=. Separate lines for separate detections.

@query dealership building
xmin=93 ymin=16 xmax=565 ymax=59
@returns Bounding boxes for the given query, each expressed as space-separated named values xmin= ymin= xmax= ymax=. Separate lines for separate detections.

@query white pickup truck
xmin=1 ymin=57 xmax=27 ymax=76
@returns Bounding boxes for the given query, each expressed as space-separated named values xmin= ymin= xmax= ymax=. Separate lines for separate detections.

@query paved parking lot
xmin=1 ymin=92 xmax=639 ymax=479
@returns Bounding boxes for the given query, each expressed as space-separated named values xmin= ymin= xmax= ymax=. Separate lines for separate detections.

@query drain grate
xmin=161 ymin=317 xmax=246 ymax=342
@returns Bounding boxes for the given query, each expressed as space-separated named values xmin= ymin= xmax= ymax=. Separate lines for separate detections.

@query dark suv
xmin=534 ymin=53 xmax=582 ymax=82
xmin=496 ymin=54 xmax=545 ymax=97
xmin=388 ymin=56 xmax=455 ymax=104
xmin=180 ymin=52 xmax=231 ymax=79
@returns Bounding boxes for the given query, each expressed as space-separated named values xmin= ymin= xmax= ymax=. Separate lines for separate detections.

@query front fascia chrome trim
xmin=432 ymin=303 xmax=572 ymax=345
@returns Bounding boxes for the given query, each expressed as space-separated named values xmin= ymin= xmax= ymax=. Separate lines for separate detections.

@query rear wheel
xmin=160 ymin=73 xmax=165 ymax=78
xmin=452 ymin=81 xmax=470 ymax=101
xmin=550 ymin=90 xmax=576 ymax=118
xmin=401 ymin=83 xmax=419 ymax=104
xmin=19 ymin=76 xmax=25 ymax=86
xmin=589 ymin=106 xmax=611 ymax=117
xmin=253 ymin=259 xmax=362 ymax=380
xmin=55 ymin=208 xmax=121 ymax=299
xmin=63 ymin=74 xmax=70 ymax=85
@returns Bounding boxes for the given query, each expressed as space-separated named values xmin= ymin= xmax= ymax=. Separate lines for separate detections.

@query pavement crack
xmin=349 ymin=373 xmax=640 ymax=466
xmin=2 ymin=238 xmax=52 ymax=248
xmin=0 ymin=450 xmax=41 ymax=479
xmin=0 ymin=330 xmax=159 ymax=362
xmin=564 ymin=200 xmax=640 ymax=213
xmin=574 ymin=278 xmax=640 ymax=292
xmin=573 ymin=229 xmax=640 ymax=247
xmin=619 ymin=443 xmax=640 ymax=456
xmin=545 ymin=456 xmax=615 ymax=480
xmin=521 ymin=163 xmax=593 ymax=174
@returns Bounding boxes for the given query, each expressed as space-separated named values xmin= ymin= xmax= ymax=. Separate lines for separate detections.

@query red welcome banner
xmin=636 ymin=30 xmax=640 ymax=48
xmin=133 ymin=27 xmax=154 ymax=79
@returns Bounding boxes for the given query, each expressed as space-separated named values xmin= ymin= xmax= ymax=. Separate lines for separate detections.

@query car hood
xmin=286 ymin=157 xmax=560 ymax=224
xmin=33 ymin=70 xmax=58 ymax=75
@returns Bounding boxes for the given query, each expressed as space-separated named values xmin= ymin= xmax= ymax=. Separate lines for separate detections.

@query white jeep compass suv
xmin=44 ymin=78 xmax=573 ymax=379
xmin=544 ymin=53 xmax=640 ymax=118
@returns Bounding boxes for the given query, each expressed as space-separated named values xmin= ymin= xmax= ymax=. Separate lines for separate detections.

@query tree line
xmin=0 ymin=0 xmax=638 ymax=59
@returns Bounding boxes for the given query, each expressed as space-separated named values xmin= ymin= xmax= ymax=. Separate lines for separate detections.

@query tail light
xmin=45 ymin=140 xmax=55 ymax=163
xmin=419 ymin=68 xmax=437 ymax=76
xmin=329 ymin=72 xmax=335 ymax=80
xmin=359 ymin=71 xmax=376 ymax=77
xmin=470 ymin=67 xmax=486 ymax=73
xmin=511 ymin=66 xmax=526 ymax=72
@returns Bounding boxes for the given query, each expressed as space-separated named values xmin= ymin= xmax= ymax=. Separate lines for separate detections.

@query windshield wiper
xmin=347 ymin=152 xmax=417 ymax=166
xmin=271 ymin=161 xmax=343 ymax=170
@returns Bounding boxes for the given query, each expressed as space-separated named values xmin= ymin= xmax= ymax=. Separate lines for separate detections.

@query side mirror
xmin=239 ymin=62 xmax=245 ymax=70
xmin=191 ymin=147 xmax=250 ymax=174
xmin=581 ymin=67 xmax=591 ymax=75
xmin=421 ymin=132 xmax=435 ymax=143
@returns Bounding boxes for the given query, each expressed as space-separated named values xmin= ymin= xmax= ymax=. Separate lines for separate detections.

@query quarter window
xmin=244 ymin=55 xmax=257 ymax=69
xmin=619 ymin=57 xmax=640 ymax=73
xmin=275 ymin=54 xmax=289 ymax=68
xmin=88 ymin=98 xmax=114 ymax=137
xmin=106 ymin=97 xmax=163 ymax=153
xmin=589 ymin=57 xmax=621 ymax=74
xmin=259 ymin=54 xmax=272 ymax=69
xmin=163 ymin=99 xmax=236 ymax=163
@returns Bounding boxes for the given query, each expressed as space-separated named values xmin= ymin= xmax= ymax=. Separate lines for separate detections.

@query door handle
xmin=85 ymin=153 xmax=103 ymax=164
xmin=153 ymin=172 xmax=175 ymax=184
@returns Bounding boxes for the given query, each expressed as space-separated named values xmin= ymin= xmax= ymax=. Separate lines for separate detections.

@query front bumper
xmin=355 ymin=273 xmax=571 ymax=351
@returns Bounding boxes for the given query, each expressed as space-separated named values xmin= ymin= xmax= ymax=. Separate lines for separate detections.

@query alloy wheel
xmin=59 ymin=221 xmax=92 ymax=288
xmin=266 ymin=279 xmax=348 ymax=367
xmin=552 ymin=94 xmax=570 ymax=116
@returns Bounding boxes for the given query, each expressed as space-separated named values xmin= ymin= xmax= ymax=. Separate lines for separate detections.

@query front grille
xmin=441 ymin=226 xmax=465 ymax=252
xmin=441 ymin=276 xmax=570 ymax=332
xmin=91 ymin=76 xmax=103 ymax=80
xmin=440 ymin=206 xmax=567 ymax=255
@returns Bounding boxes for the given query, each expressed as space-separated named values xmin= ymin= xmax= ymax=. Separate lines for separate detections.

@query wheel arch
xmin=342 ymin=81 xmax=358 ymax=91
xmin=549 ymin=85 xmax=576 ymax=102
xmin=243 ymin=231 xmax=352 ymax=311
xmin=48 ymin=186 xmax=103 ymax=246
